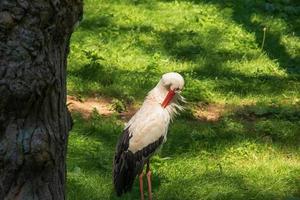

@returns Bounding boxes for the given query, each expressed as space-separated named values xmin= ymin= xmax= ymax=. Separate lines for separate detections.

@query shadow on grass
xmin=162 ymin=102 xmax=300 ymax=157
xmin=68 ymin=63 xmax=160 ymax=102
xmin=80 ymin=14 xmax=113 ymax=31
xmin=188 ymin=65 xmax=296 ymax=97
xmin=70 ymin=11 xmax=299 ymax=102
xmin=151 ymin=28 xmax=299 ymax=99
xmin=167 ymin=0 xmax=300 ymax=74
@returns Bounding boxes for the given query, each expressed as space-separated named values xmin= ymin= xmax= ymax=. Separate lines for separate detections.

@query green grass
xmin=67 ymin=0 xmax=300 ymax=199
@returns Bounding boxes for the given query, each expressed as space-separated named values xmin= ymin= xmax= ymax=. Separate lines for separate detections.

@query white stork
xmin=113 ymin=72 xmax=185 ymax=200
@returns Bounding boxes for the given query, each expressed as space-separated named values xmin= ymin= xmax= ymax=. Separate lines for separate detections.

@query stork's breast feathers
xmin=127 ymin=107 xmax=170 ymax=153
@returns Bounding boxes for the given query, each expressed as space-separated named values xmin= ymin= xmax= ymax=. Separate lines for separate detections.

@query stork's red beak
xmin=161 ymin=90 xmax=176 ymax=108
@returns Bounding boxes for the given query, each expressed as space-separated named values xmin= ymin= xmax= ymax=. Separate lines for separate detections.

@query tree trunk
xmin=0 ymin=0 xmax=82 ymax=199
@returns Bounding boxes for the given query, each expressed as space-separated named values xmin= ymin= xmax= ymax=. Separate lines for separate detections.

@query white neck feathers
xmin=144 ymin=83 xmax=185 ymax=119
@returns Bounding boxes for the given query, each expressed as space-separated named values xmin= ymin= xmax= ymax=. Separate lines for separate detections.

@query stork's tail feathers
xmin=113 ymin=128 xmax=137 ymax=196
xmin=113 ymin=151 xmax=136 ymax=196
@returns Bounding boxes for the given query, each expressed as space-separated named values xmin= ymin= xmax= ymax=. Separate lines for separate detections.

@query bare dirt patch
xmin=194 ymin=103 xmax=226 ymax=122
xmin=193 ymin=101 xmax=261 ymax=122
xmin=67 ymin=95 xmax=113 ymax=118
xmin=67 ymin=95 xmax=138 ymax=120
xmin=67 ymin=96 xmax=236 ymax=123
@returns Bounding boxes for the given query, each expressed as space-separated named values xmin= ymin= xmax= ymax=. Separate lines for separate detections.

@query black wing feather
xmin=113 ymin=127 xmax=164 ymax=196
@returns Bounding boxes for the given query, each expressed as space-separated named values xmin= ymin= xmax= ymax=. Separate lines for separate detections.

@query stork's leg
xmin=139 ymin=172 xmax=145 ymax=200
xmin=146 ymin=161 xmax=153 ymax=200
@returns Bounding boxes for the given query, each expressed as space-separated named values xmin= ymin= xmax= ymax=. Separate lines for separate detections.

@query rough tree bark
xmin=0 ymin=0 xmax=82 ymax=199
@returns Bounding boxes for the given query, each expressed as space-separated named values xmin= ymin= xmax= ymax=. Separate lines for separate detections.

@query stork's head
xmin=161 ymin=72 xmax=185 ymax=92
xmin=158 ymin=72 xmax=185 ymax=108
